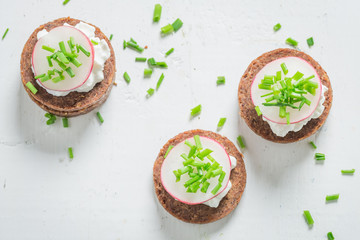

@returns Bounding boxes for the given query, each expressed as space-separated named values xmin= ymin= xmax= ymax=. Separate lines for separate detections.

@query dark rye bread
xmin=238 ymin=48 xmax=333 ymax=143
xmin=153 ymin=129 xmax=246 ymax=224
xmin=20 ymin=17 xmax=116 ymax=117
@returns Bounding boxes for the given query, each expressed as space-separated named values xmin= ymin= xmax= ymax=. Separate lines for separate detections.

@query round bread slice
xmin=238 ymin=48 xmax=333 ymax=143
xmin=20 ymin=17 xmax=116 ymax=117
xmin=153 ymin=129 xmax=247 ymax=224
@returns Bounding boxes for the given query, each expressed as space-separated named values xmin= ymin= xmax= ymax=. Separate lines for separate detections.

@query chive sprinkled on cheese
xmin=26 ymin=82 xmax=38 ymax=94
xmin=273 ymin=23 xmax=281 ymax=31
xmin=190 ymin=104 xmax=202 ymax=117
xmin=307 ymin=37 xmax=314 ymax=47
xmin=165 ymin=48 xmax=174 ymax=56
xmin=217 ymin=118 xmax=227 ymax=129
xmin=42 ymin=45 xmax=55 ymax=53
xmin=237 ymin=136 xmax=246 ymax=149
xmin=91 ymin=39 xmax=98 ymax=45
xmin=123 ymin=72 xmax=131 ymax=84
xmin=216 ymin=76 xmax=225 ymax=85
xmin=326 ymin=194 xmax=339 ymax=202
xmin=153 ymin=4 xmax=162 ymax=22
xmin=286 ymin=37 xmax=298 ymax=47
xmin=62 ymin=117 xmax=69 ymax=128
xmin=96 ymin=112 xmax=104 ymax=124
xmin=156 ymin=73 xmax=165 ymax=90
xmin=303 ymin=210 xmax=314 ymax=226
xmin=255 ymin=106 xmax=262 ymax=116
xmin=2 ymin=28 xmax=9 ymax=40
xmin=68 ymin=147 xmax=73 ymax=159
xmin=164 ymin=145 xmax=174 ymax=158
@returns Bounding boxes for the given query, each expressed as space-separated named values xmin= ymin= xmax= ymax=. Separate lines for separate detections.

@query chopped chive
xmin=62 ymin=117 xmax=69 ymax=128
xmin=40 ymin=75 xmax=50 ymax=82
xmin=188 ymin=145 xmax=197 ymax=158
xmin=144 ymin=68 xmax=153 ymax=77
xmin=52 ymin=76 xmax=64 ymax=83
xmin=78 ymin=45 xmax=90 ymax=57
xmin=135 ymin=57 xmax=147 ymax=62
xmin=69 ymin=57 xmax=82 ymax=67
xmin=237 ymin=136 xmax=245 ymax=149
xmin=303 ymin=210 xmax=314 ymax=226
xmin=58 ymin=41 xmax=67 ymax=53
xmin=123 ymin=40 xmax=127 ymax=49
xmin=147 ymin=58 xmax=156 ymax=67
xmin=341 ymin=169 xmax=355 ymax=174
xmin=156 ymin=62 xmax=168 ymax=68
xmin=327 ymin=232 xmax=335 ymax=240
xmin=130 ymin=38 xmax=137 ymax=44
xmin=326 ymin=194 xmax=339 ymax=201
xmin=42 ymin=45 xmax=55 ymax=53
xmin=165 ymin=48 xmax=174 ymax=56
xmin=161 ymin=24 xmax=174 ymax=34
xmin=255 ymin=106 xmax=262 ymax=116
xmin=280 ymin=63 xmax=288 ymax=75
xmin=172 ymin=18 xmax=183 ymax=32
xmin=273 ymin=23 xmax=281 ymax=31
xmin=46 ymin=56 xmax=53 ymax=67
xmin=57 ymin=52 xmax=70 ymax=64
xmin=286 ymin=37 xmax=298 ymax=47
xmin=315 ymin=153 xmax=325 ymax=160
xmin=34 ymin=74 xmax=46 ymax=80
xmin=153 ymin=4 xmax=162 ymax=22
xmin=194 ymin=135 xmax=202 ymax=150
xmin=216 ymin=76 xmax=225 ymax=85
xmin=109 ymin=34 xmax=113 ymax=41
xmin=309 ymin=141 xmax=317 ymax=149
xmin=91 ymin=39 xmax=98 ymax=45
xmin=63 ymin=0 xmax=70 ymax=5
xmin=307 ymin=37 xmax=314 ymax=47
xmin=45 ymin=113 xmax=56 ymax=125
xmin=217 ymin=118 xmax=227 ymax=128
xmin=201 ymin=181 xmax=210 ymax=193
xmin=2 ymin=28 xmax=9 ymax=40
xmin=197 ymin=149 xmax=213 ymax=160
xmin=96 ymin=112 xmax=104 ymax=124
xmin=164 ymin=145 xmax=174 ymax=158
xmin=211 ymin=182 xmax=222 ymax=195
xmin=68 ymin=147 xmax=73 ymax=159
xmin=190 ymin=104 xmax=202 ymax=117
xmin=123 ymin=72 xmax=131 ymax=84
xmin=156 ymin=73 xmax=165 ymax=90
xmin=285 ymin=112 xmax=290 ymax=125
xmin=147 ymin=88 xmax=155 ymax=97
xmin=26 ymin=81 xmax=38 ymax=94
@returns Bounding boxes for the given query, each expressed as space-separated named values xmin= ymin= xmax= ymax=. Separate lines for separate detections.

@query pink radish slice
xmin=251 ymin=56 xmax=322 ymax=124
xmin=32 ymin=26 xmax=94 ymax=92
xmin=161 ymin=136 xmax=231 ymax=205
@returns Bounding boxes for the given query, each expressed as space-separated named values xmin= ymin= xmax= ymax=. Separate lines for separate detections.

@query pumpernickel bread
xmin=153 ymin=129 xmax=246 ymax=224
xmin=20 ymin=17 xmax=116 ymax=117
xmin=238 ymin=48 xmax=333 ymax=143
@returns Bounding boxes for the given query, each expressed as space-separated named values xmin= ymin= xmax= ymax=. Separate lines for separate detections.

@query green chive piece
xmin=165 ymin=48 xmax=174 ymax=56
xmin=188 ymin=145 xmax=197 ymax=158
xmin=201 ymin=181 xmax=210 ymax=193
xmin=156 ymin=73 xmax=165 ymax=90
xmin=135 ymin=57 xmax=147 ymax=62
xmin=68 ymin=147 xmax=73 ymax=159
xmin=237 ymin=136 xmax=245 ymax=149
xmin=123 ymin=40 xmax=127 ymax=49
xmin=309 ymin=141 xmax=317 ymax=149
xmin=161 ymin=24 xmax=174 ymax=34
xmin=273 ymin=23 xmax=281 ymax=31
xmin=303 ymin=210 xmax=314 ymax=226
xmin=148 ymin=58 xmax=156 ymax=67
xmin=190 ymin=104 xmax=202 ymax=117
xmin=34 ymin=74 xmax=46 ymax=80
xmin=326 ymin=194 xmax=339 ymax=202
xmin=217 ymin=118 xmax=227 ymax=128
xmin=194 ymin=135 xmax=202 ymax=150
xmin=91 ymin=39 xmax=98 ymax=45
xmin=255 ymin=106 xmax=262 ymax=116
xmin=123 ymin=72 xmax=131 ymax=84
xmin=69 ymin=58 xmax=82 ymax=67
xmin=341 ymin=169 xmax=355 ymax=174
xmin=211 ymin=182 xmax=222 ymax=195
xmin=153 ymin=4 xmax=162 ymax=22
xmin=2 ymin=28 xmax=9 ymax=40
xmin=216 ymin=76 xmax=225 ymax=85
xmin=78 ymin=45 xmax=90 ymax=57
xmin=197 ymin=149 xmax=213 ymax=160
xmin=42 ymin=45 xmax=55 ymax=53
xmin=52 ymin=76 xmax=64 ymax=83
xmin=46 ymin=56 xmax=53 ymax=67
xmin=130 ymin=38 xmax=137 ymax=44
xmin=147 ymin=88 xmax=155 ymax=97
xmin=144 ymin=68 xmax=153 ymax=77
xmin=172 ymin=18 xmax=183 ymax=32
xmin=58 ymin=41 xmax=67 ymax=53
xmin=281 ymin=63 xmax=288 ymax=75
xmin=307 ymin=37 xmax=314 ymax=47
xmin=26 ymin=81 xmax=38 ymax=94
xmin=40 ymin=75 xmax=50 ymax=82
xmin=109 ymin=34 xmax=113 ymax=41
xmin=65 ymin=67 xmax=75 ymax=78
xmin=164 ymin=145 xmax=174 ymax=158
xmin=62 ymin=117 xmax=69 ymax=128
xmin=285 ymin=112 xmax=290 ymax=125
xmin=96 ymin=112 xmax=104 ymax=124
xmin=327 ymin=232 xmax=335 ymax=240
xmin=63 ymin=0 xmax=70 ymax=5
xmin=57 ymin=52 xmax=70 ymax=64
xmin=315 ymin=153 xmax=325 ymax=160
xmin=286 ymin=37 xmax=298 ymax=47
xmin=45 ymin=113 xmax=56 ymax=125
xmin=156 ymin=62 xmax=168 ymax=68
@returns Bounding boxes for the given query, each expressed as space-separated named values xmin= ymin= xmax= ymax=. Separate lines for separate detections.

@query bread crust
xmin=20 ymin=17 xmax=116 ymax=117
xmin=238 ymin=48 xmax=333 ymax=143
xmin=153 ymin=129 xmax=247 ymax=224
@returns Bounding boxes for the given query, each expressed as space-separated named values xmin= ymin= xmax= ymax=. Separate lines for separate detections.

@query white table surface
xmin=0 ymin=0 xmax=359 ymax=239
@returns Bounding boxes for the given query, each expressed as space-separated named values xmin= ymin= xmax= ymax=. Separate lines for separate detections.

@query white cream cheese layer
xmin=34 ymin=22 xmax=110 ymax=96
xmin=202 ymin=155 xmax=237 ymax=208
